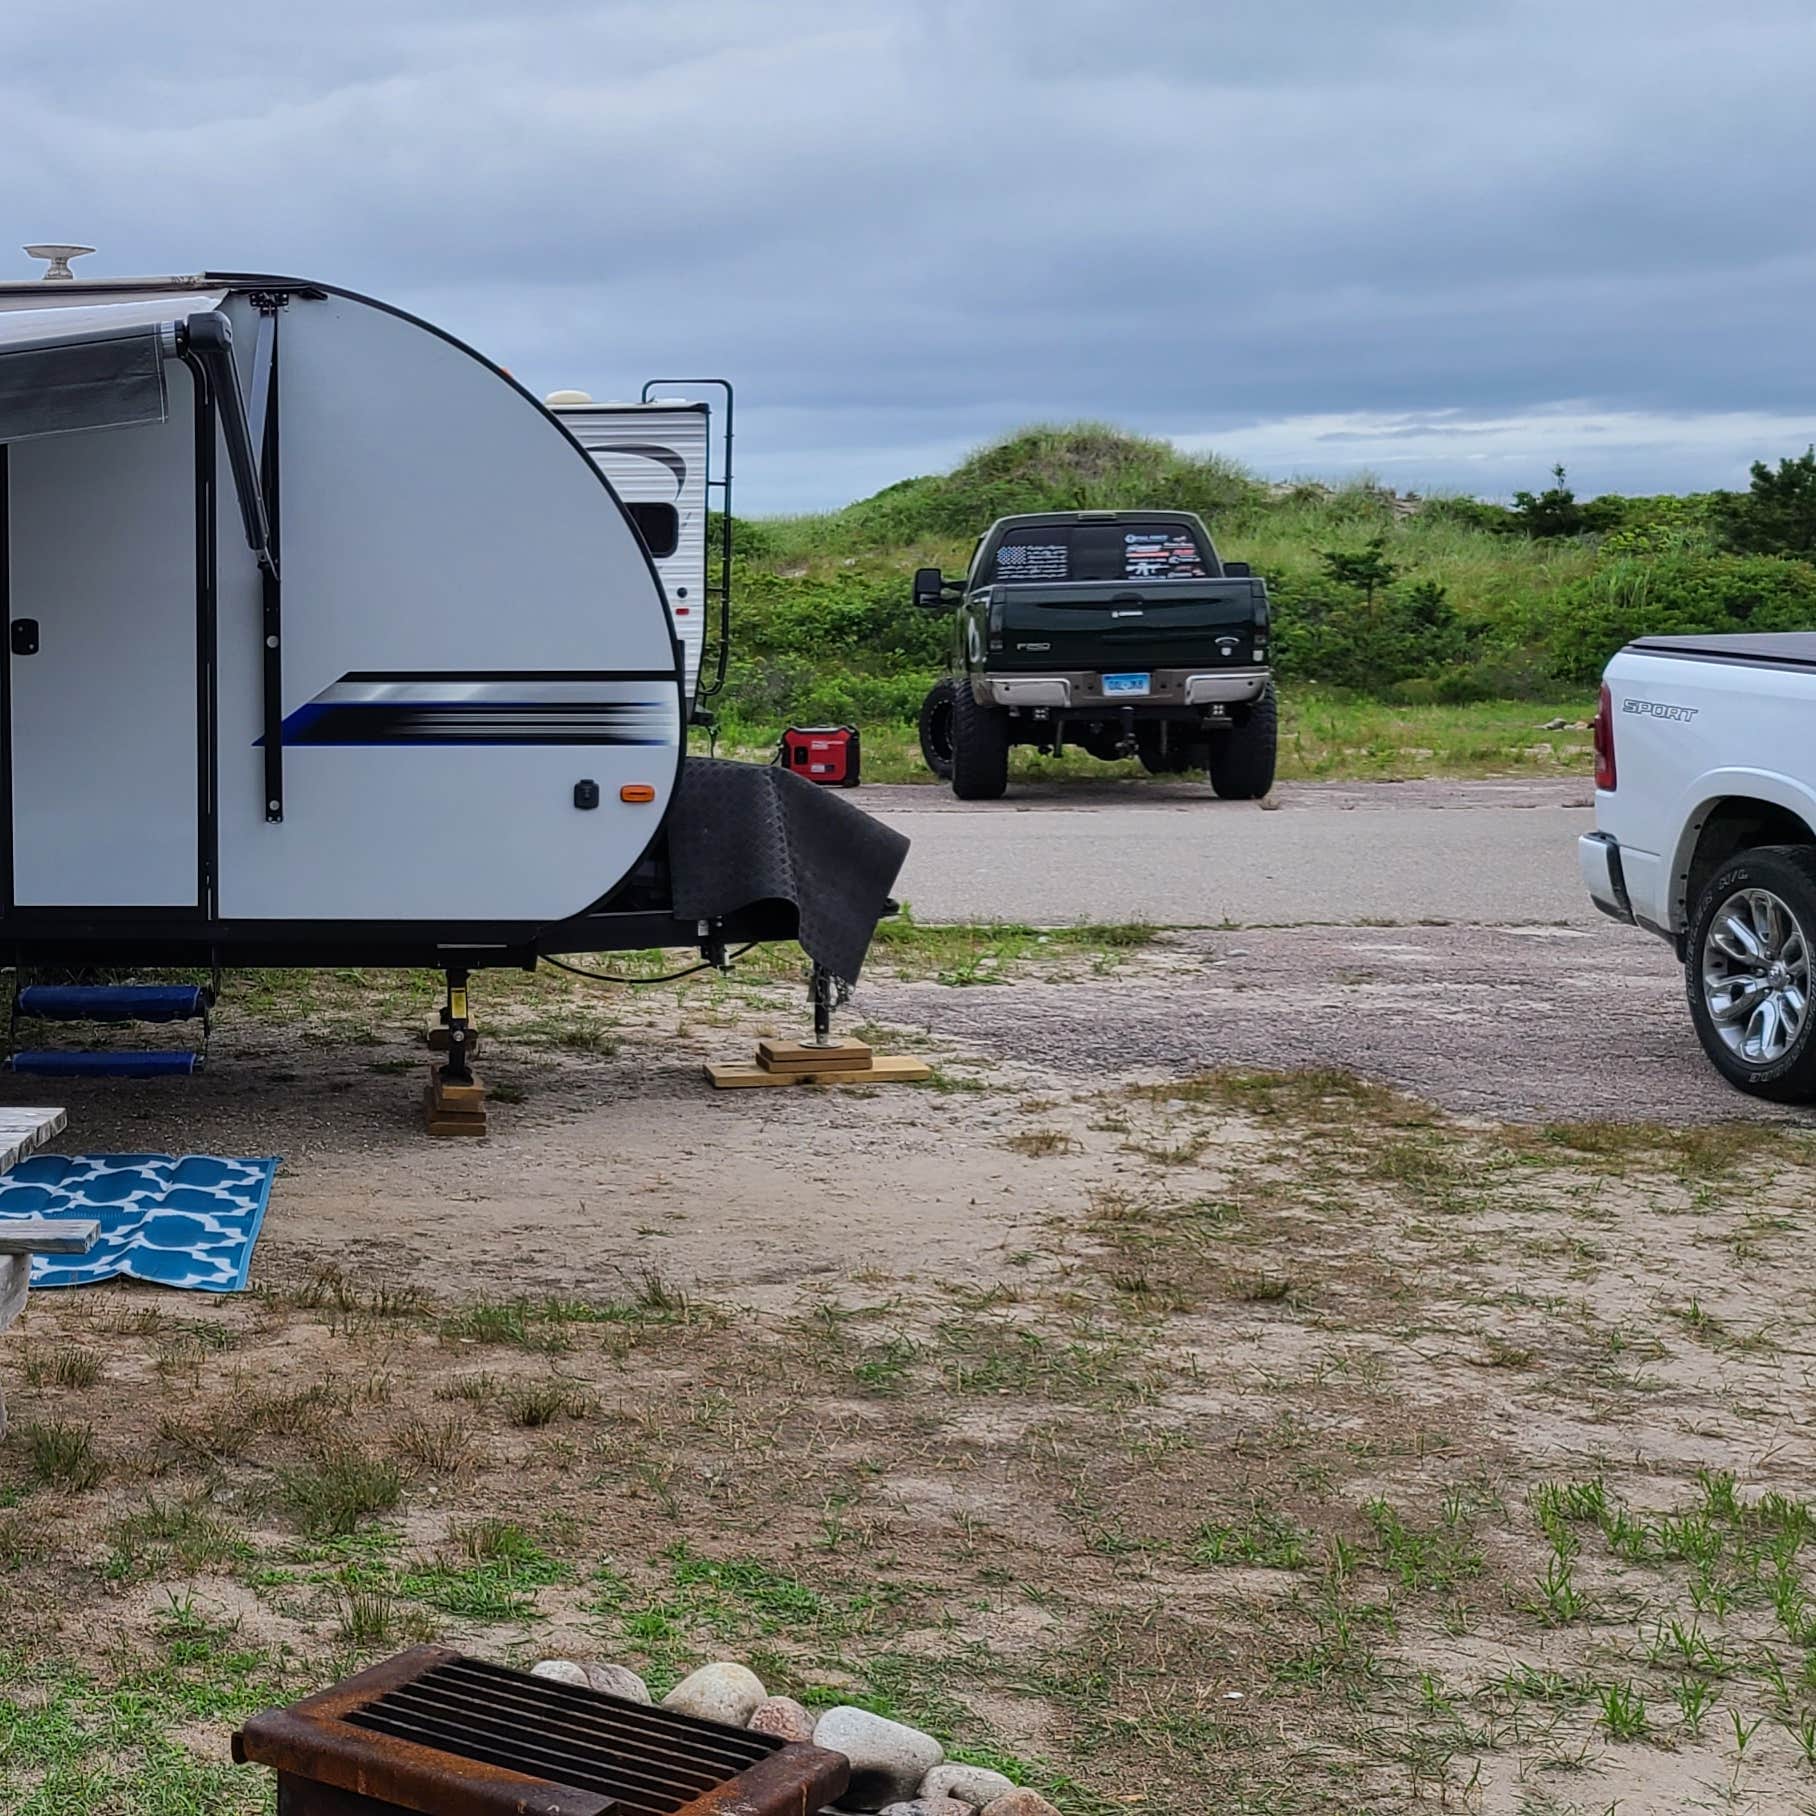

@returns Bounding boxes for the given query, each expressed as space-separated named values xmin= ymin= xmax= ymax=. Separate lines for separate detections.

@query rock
xmin=980 ymin=1793 xmax=1062 ymax=1816
xmin=923 ymin=1764 xmax=1016 ymax=1805
xmin=585 ymin=1662 xmax=652 ymax=1703
xmin=879 ymin=1801 xmax=975 ymax=1816
xmin=1541 ymin=717 xmax=1569 ymax=731
xmin=529 ymin=1659 xmax=589 ymax=1685
xmin=748 ymin=1695 xmax=817 ymax=1743
xmin=662 ymin=1661 xmax=766 ymax=1726
xmin=813 ymin=1706 xmax=945 ymax=1810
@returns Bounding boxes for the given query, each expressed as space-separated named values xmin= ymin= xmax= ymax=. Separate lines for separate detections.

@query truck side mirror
xmin=1222 ymin=560 xmax=1251 ymax=577
xmin=912 ymin=567 xmax=949 ymax=609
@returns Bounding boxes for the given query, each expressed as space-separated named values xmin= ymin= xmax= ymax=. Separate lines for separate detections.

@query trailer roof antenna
xmin=23 ymin=244 xmax=95 ymax=281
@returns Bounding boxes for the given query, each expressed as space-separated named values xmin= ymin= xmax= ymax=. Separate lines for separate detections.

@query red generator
xmin=780 ymin=724 xmax=861 ymax=787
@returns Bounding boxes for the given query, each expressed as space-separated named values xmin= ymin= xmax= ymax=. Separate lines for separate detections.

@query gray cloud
xmin=9 ymin=0 xmax=1815 ymax=507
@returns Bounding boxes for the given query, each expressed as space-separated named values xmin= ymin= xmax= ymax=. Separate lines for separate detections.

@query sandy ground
xmin=3 ymin=779 xmax=1816 ymax=1812
xmin=0 ymin=912 xmax=1788 ymax=1322
xmin=6 ymin=965 xmax=1816 ymax=1813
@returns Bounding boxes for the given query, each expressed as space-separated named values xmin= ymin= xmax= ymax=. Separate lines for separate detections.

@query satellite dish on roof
xmin=545 ymin=389 xmax=594 ymax=406
xmin=24 ymin=244 xmax=95 ymax=281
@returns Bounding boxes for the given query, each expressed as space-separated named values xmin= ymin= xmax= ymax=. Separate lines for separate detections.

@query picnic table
xmin=0 ymin=1107 xmax=98 ymax=1438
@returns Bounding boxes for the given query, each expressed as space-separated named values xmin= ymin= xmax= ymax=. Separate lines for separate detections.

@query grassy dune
xmin=703 ymin=425 xmax=1812 ymax=782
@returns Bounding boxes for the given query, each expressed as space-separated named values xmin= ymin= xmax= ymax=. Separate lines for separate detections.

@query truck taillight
xmin=1593 ymin=682 xmax=1616 ymax=790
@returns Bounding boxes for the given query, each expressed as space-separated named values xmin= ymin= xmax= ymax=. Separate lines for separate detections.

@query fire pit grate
xmin=232 ymin=1645 xmax=850 ymax=1816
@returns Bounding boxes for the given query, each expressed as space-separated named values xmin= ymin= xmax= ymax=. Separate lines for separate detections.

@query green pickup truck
xmin=913 ymin=510 xmax=1275 ymax=800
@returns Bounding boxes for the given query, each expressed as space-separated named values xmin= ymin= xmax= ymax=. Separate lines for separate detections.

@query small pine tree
xmin=1720 ymin=447 xmax=1816 ymax=558
xmin=1510 ymin=465 xmax=1585 ymax=539
xmin=1317 ymin=536 xmax=1400 ymax=609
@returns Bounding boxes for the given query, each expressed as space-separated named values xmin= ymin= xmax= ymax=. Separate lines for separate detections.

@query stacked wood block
xmin=704 ymin=1037 xmax=931 ymax=1089
xmin=425 ymin=1064 xmax=488 ymax=1135
xmin=424 ymin=1017 xmax=487 ymax=1135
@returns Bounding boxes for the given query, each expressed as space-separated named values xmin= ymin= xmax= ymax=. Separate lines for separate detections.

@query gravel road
xmin=862 ymin=777 xmax=1597 ymax=928
xmin=855 ymin=777 xmax=1814 ymax=1124
xmin=858 ymin=921 xmax=1774 ymax=1123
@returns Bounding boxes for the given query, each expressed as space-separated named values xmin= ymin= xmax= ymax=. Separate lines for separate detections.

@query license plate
xmin=1102 ymin=672 xmax=1150 ymax=697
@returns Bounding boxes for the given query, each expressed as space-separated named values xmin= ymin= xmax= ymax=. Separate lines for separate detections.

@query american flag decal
xmin=997 ymin=542 xmax=1069 ymax=580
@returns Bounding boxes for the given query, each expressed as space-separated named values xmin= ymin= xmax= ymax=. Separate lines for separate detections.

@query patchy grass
xmin=7 ymin=1055 xmax=1816 ymax=1812
xmin=709 ymin=691 xmax=1596 ymax=786
xmin=277 ymin=1447 xmax=404 ymax=1537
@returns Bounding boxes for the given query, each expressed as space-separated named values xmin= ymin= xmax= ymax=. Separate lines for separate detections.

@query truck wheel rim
xmin=930 ymin=699 xmax=953 ymax=762
xmin=1702 ymin=887 xmax=1810 ymax=1065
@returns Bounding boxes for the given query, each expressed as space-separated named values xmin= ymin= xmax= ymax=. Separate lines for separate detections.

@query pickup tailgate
xmin=990 ymin=578 xmax=1266 ymax=671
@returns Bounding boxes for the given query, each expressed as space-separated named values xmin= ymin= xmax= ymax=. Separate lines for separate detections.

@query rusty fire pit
xmin=231 ymin=1645 xmax=851 ymax=1815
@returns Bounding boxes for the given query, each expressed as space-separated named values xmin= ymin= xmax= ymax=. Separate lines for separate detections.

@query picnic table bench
xmin=0 ymin=1107 xmax=98 ymax=1438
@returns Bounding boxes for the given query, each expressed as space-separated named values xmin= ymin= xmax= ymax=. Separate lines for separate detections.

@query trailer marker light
xmin=620 ymin=783 xmax=656 ymax=803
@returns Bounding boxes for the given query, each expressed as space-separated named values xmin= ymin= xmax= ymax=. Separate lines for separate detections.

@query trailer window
xmin=625 ymin=502 xmax=680 ymax=559
xmin=992 ymin=521 xmax=1208 ymax=583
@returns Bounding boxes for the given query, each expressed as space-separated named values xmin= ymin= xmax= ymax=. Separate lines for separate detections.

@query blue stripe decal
xmin=263 ymin=676 xmax=676 ymax=747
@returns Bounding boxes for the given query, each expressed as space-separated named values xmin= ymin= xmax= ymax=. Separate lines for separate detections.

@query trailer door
xmin=4 ymin=380 xmax=201 ymax=910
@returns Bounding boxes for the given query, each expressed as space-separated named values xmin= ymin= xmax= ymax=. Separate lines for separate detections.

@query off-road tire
xmin=1685 ymin=843 xmax=1816 ymax=1102
xmin=950 ymin=679 xmax=1010 ymax=800
xmin=1135 ymin=726 xmax=1209 ymax=776
xmin=1209 ymin=682 xmax=1278 ymax=800
xmin=918 ymin=681 xmax=956 ymax=780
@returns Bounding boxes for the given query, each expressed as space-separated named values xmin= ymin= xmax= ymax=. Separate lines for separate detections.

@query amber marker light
xmin=620 ymin=784 xmax=657 ymax=803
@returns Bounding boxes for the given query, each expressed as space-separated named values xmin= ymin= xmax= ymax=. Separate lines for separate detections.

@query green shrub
xmin=1542 ymin=551 xmax=1816 ymax=684
xmin=1272 ymin=574 xmax=1475 ymax=693
xmin=1719 ymin=447 xmax=1816 ymax=557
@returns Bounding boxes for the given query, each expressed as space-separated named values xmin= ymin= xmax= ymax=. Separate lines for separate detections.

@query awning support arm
xmin=176 ymin=313 xmax=275 ymax=582
xmin=178 ymin=306 xmax=284 ymax=822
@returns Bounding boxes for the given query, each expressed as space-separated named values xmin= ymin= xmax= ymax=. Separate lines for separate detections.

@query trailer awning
xmin=0 ymin=291 xmax=227 ymax=444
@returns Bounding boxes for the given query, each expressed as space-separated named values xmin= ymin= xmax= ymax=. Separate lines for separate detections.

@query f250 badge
xmin=1622 ymin=699 xmax=1699 ymax=723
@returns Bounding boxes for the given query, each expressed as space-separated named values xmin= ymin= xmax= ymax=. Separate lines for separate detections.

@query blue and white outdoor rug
xmin=0 ymin=1154 xmax=278 ymax=1291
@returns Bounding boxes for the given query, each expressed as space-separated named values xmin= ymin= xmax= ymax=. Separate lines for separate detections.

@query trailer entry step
xmin=15 ymin=985 xmax=210 ymax=1023
xmin=11 ymin=1050 xmax=202 ymax=1078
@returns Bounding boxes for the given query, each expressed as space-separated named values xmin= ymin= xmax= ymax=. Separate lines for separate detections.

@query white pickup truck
xmin=1583 ymin=632 xmax=1816 ymax=1101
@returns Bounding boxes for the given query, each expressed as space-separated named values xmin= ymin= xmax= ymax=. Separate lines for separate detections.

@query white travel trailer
xmin=544 ymin=389 xmax=729 ymax=712
xmin=0 ymin=263 xmax=902 ymax=1016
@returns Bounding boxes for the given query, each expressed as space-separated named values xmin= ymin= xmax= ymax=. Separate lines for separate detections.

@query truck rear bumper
xmin=982 ymin=667 xmax=1269 ymax=710
xmin=1579 ymin=831 xmax=1634 ymax=924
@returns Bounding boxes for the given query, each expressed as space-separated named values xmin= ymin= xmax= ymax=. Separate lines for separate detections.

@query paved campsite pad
xmin=3 ymin=883 xmax=1816 ymax=1810
xmin=865 ymin=776 xmax=1599 ymax=930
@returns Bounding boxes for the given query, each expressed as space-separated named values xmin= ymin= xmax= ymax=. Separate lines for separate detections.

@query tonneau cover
xmin=0 ymin=290 xmax=226 ymax=444
xmin=1630 ymin=632 xmax=1816 ymax=669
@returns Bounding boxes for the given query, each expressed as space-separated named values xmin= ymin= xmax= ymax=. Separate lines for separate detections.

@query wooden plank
xmin=0 ymin=1107 xmax=66 ymax=1178
xmin=428 ymin=1065 xmax=487 ymax=1111
xmin=423 ymin=1086 xmax=488 ymax=1136
xmin=755 ymin=1038 xmax=874 ymax=1073
xmin=0 ymin=1217 xmax=100 ymax=1256
xmin=706 ymin=1056 xmax=933 ymax=1089
xmin=427 ymin=1115 xmax=489 ymax=1137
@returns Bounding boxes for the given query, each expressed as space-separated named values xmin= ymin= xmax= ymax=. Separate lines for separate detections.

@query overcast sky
xmin=11 ymin=0 xmax=1816 ymax=511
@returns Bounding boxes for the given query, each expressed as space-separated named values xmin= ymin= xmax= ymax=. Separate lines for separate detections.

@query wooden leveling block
xmin=706 ymin=1036 xmax=931 ymax=1090
xmin=423 ymin=1000 xmax=487 ymax=1133
xmin=425 ymin=1063 xmax=489 ymax=1134
xmin=756 ymin=1037 xmax=873 ymax=1072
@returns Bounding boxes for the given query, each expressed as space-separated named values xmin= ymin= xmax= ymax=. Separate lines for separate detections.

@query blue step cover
xmin=17 ymin=985 xmax=207 ymax=1024
xmin=11 ymin=1050 xmax=202 ymax=1078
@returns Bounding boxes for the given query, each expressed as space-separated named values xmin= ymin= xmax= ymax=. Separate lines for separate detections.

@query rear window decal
xmin=1124 ymin=531 xmax=1206 ymax=578
xmin=996 ymin=542 xmax=1069 ymax=580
